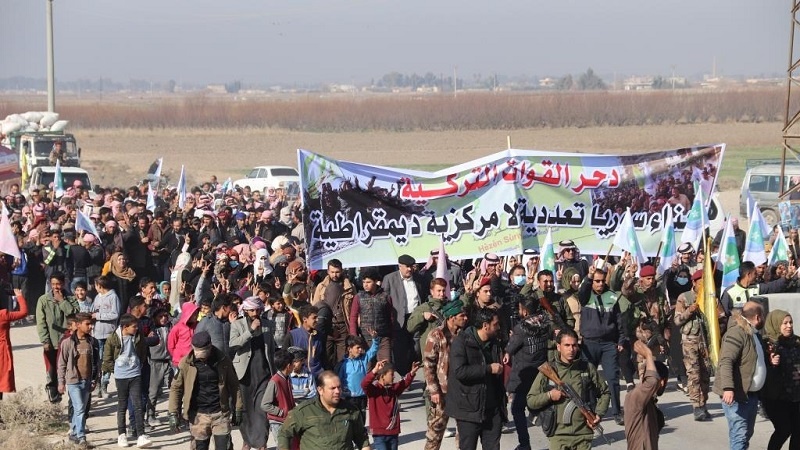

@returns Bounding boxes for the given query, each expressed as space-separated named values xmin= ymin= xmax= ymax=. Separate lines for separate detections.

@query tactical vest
xmin=679 ymin=291 xmax=703 ymax=336
xmin=724 ymin=283 xmax=760 ymax=310
xmin=358 ymin=290 xmax=392 ymax=336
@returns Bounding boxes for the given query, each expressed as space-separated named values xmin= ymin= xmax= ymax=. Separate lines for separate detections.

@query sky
xmin=0 ymin=0 xmax=789 ymax=85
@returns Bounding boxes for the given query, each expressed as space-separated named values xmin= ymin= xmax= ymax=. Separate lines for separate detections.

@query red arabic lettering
xmin=571 ymin=168 xmax=620 ymax=194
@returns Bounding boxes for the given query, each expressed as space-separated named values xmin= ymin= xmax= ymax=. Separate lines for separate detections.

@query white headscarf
xmin=254 ymin=248 xmax=273 ymax=276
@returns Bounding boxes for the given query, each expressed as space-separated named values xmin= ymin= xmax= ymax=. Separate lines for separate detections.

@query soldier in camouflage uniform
xmin=422 ymin=300 xmax=468 ymax=450
xmin=673 ymin=270 xmax=711 ymax=421
xmin=622 ymin=264 xmax=670 ymax=379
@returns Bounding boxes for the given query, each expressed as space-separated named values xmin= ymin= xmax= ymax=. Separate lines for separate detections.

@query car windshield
xmin=247 ymin=169 xmax=260 ymax=178
xmin=37 ymin=172 xmax=91 ymax=189
xmin=32 ymin=139 xmax=77 ymax=157
xmin=271 ymin=168 xmax=298 ymax=176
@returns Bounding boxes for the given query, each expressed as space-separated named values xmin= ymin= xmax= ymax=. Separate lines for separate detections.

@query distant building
xmin=206 ymin=84 xmax=227 ymax=94
xmin=623 ymin=76 xmax=653 ymax=91
xmin=538 ymin=77 xmax=556 ymax=89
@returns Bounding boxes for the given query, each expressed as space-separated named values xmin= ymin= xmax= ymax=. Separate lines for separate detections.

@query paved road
xmin=7 ymin=320 xmax=775 ymax=449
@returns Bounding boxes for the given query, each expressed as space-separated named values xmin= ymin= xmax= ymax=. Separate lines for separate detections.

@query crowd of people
xmin=591 ymin=158 xmax=717 ymax=218
xmin=0 ymin=172 xmax=799 ymax=450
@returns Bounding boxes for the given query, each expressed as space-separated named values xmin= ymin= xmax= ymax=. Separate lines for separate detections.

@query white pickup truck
xmin=27 ymin=166 xmax=93 ymax=197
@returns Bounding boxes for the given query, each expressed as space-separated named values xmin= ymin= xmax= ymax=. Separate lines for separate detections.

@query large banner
xmin=299 ymin=144 xmax=725 ymax=269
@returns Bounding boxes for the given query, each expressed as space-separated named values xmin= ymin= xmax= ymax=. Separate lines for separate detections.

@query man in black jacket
xmin=578 ymin=265 xmax=627 ymax=426
xmin=445 ymin=308 xmax=506 ymax=450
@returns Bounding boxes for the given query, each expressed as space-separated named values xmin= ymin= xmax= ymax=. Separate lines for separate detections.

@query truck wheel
xmin=761 ymin=209 xmax=779 ymax=227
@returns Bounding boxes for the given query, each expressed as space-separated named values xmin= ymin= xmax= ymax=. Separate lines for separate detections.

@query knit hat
xmin=442 ymin=299 xmax=464 ymax=318
xmin=191 ymin=331 xmax=212 ymax=349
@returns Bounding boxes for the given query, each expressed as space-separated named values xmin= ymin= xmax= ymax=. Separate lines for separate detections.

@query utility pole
xmin=671 ymin=65 xmax=676 ymax=90
xmin=46 ymin=0 xmax=56 ymax=112
xmin=453 ymin=66 xmax=458 ymax=98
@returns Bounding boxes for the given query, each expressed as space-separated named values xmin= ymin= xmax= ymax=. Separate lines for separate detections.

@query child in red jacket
xmin=361 ymin=360 xmax=419 ymax=450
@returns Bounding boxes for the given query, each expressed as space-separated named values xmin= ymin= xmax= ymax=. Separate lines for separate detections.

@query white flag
xmin=613 ymin=208 xmax=646 ymax=265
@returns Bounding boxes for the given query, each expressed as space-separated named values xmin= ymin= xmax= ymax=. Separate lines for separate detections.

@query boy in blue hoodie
xmin=337 ymin=333 xmax=379 ymax=426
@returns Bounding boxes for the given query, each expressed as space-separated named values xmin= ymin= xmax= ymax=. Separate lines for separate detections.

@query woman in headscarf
xmin=107 ymin=252 xmax=137 ymax=313
xmin=0 ymin=287 xmax=28 ymax=398
xmin=762 ymin=309 xmax=800 ymax=450
xmin=229 ymin=296 xmax=275 ymax=450
xmin=253 ymin=248 xmax=273 ymax=287
xmin=169 ymin=252 xmax=192 ymax=314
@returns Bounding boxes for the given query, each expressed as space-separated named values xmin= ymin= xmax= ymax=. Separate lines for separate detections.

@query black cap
xmin=192 ymin=331 xmax=212 ymax=348
xmin=398 ymin=254 xmax=415 ymax=266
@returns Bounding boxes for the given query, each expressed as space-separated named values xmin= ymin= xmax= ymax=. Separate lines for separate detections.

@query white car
xmin=233 ymin=166 xmax=300 ymax=194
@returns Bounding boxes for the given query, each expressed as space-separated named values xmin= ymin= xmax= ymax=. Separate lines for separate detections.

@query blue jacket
xmin=10 ymin=252 xmax=27 ymax=276
xmin=338 ymin=337 xmax=379 ymax=398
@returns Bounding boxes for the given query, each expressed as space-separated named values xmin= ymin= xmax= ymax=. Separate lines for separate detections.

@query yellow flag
xmin=697 ymin=237 xmax=722 ymax=368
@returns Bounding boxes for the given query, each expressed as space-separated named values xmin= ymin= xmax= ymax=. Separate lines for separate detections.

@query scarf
xmin=765 ymin=309 xmax=791 ymax=343
xmin=110 ymin=251 xmax=136 ymax=281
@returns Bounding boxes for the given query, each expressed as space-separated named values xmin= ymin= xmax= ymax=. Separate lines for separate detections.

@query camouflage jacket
xmin=423 ymin=323 xmax=457 ymax=396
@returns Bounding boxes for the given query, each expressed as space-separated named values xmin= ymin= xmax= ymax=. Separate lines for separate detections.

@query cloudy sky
xmin=0 ymin=0 xmax=787 ymax=85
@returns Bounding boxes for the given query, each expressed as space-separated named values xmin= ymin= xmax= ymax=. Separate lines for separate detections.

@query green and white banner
xmin=298 ymin=144 xmax=725 ymax=269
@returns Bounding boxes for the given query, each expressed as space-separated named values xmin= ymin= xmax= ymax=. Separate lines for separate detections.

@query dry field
xmin=71 ymin=121 xmax=782 ymax=218
xmin=78 ymin=121 xmax=780 ymax=184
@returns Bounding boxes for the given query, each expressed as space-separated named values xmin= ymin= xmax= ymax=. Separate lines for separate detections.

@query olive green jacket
xmin=36 ymin=294 xmax=79 ymax=347
xmin=406 ymin=296 xmax=446 ymax=348
xmin=527 ymin=358 xmax=610 ymax=438
xmin=168 ymin=347 xmax=240 ymax=420
xmin=278 ymin=397 xmax=369 ymax=450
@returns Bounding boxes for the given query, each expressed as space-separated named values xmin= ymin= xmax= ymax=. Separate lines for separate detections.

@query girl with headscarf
xmin=107 ymin=252 xmax=137 ymax=313
xmin=0 ymin=287 xmax=28 ymax=397
xmin=229 ymin=297 xmax=275 ymax=450
xmin=762 ymin=309 xmax=800 ymax=450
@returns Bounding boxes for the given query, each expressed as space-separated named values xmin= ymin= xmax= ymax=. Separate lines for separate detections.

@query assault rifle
xmin=537 ymin=361 xmax=611 ymax=445
xmin=537 ymin=293 xmax=567 ymax=331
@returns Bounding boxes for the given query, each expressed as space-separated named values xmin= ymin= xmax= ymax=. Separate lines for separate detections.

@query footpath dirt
xmin=7 ymin=319 xmax=772 ymax=450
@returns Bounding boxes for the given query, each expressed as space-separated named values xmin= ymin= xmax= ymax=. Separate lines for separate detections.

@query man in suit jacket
xmin=382 ymin=254 xmax=426 ymax=375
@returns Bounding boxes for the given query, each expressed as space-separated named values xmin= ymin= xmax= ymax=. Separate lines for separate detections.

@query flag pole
xmin=714 ymin=214 xmax=730 ymax=273
xmin=603 ymin=242 xmax=614 ymax=265
xmin=653 ymin=241 xmax=663 ymax=268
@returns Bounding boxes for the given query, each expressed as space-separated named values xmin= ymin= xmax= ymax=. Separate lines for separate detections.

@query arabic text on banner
xmin=298 ymin=145 xmax=725 ymax=269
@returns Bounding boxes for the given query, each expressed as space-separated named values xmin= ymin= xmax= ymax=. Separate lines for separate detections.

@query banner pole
xmin=603 ymin=242 xmax=614 ymax=265
xmin=507 ymin=136 xmax=512 ymax=149
xmin=653 ymin=241 xmax=663 ymax=268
